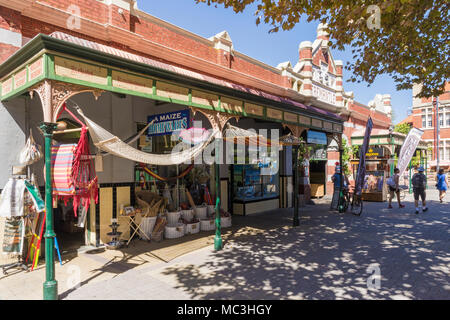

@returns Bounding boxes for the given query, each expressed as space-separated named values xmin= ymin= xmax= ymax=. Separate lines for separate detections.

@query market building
xmin=277 ymin=24 xmax=394 ymax=199
xmin=0 ymin=0 xmax=399 ymax=279
xmin=403 ymin=82 xmax=450 ymax=172
xmin=0 ymin=0 xmax=343 ymax=268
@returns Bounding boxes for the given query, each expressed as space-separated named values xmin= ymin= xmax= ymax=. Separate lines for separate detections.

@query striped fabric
xmin=51 ymin=144 xmax=77 ymax=196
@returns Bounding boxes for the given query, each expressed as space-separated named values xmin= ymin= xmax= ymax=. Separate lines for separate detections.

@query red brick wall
xmin=0 ymin=43 xmax=20 ymax=63
xmin=0 ymin=1 xmax=290 ymax=90
xmin=0 ymin=6 xmax=21 ymax=32
xmin=312 ymin=47 xmax=336 ymax=75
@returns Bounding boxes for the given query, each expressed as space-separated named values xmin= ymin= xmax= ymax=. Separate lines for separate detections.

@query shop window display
xmin=233 ymin=157 xmax=279 ymax=202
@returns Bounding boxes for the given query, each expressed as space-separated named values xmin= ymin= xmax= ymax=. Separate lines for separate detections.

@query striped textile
xmin=51 ymin=144 xmax=77 ymax=196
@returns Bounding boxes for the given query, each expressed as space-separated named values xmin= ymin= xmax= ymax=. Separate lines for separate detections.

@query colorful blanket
xmin=51 ymin=143 xmax=77 ymax=197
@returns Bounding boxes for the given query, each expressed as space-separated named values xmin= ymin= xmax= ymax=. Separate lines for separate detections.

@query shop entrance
xmin=309 ymin=160 xmax=327 ymax=198
xmin=54 ymin=202 xmax=86 ymax=253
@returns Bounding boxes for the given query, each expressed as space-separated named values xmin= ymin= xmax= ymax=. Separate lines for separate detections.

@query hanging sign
xmin=397 ymin=127 xmax=424 ymax=177
xmin=147 ymin=110 xmax=190 ymax=137
xmin=307 ymin=130 xmax=327 ymax=145
xmin=366 ymin=147 xmax=384 ymax=158
xmin=354 ymin=117 xmax=373 ymax=196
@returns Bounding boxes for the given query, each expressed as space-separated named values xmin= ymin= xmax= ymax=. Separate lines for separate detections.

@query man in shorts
xmin=388 ymin=168 xmax=405 ymax=209
xmin=412 ymin=166 xmax=428 ymax=214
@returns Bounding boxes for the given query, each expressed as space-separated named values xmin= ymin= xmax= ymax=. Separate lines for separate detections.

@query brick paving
xmin=1 ymin=189 xmax=449 ymax=300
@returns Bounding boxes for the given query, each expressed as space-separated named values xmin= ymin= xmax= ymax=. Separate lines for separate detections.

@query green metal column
xmin=40 ymin=122 xmax=58 ymax=300
xmin=338 ymin=147 xmax=344 ymax=213
xmin=425 ymin=152 xmax=428 ymax=189
xmin=409 ymin=161 xmax=412 ymax=194
xmin=293 ymin=146 xmax=299 ymax=226
xmin=214 ymin=138 xmax=222 ymax=251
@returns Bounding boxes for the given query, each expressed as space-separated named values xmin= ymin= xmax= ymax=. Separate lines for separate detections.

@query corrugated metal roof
xmin=49 ymin=32 xmax=341 ymax=121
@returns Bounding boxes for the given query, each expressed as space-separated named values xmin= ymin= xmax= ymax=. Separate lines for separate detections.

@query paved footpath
xmin=2 ymin=189 xmax=449 ymax=300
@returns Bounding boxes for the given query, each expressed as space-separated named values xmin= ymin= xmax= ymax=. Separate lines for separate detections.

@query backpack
xmin=387 ymin=176 xmax=396 ymax=187
xmin=412 ymin=173 xmax=426 ymax=188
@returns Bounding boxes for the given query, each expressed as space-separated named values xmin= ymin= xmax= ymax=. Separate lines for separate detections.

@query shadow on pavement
xmin=160 ymin=200 xmax=450 ymax=299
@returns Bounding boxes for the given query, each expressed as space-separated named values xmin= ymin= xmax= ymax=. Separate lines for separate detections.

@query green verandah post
xmin=40 ymin=122 xmax=58 ymax=300
xmin=214 ymin=137 xmax=222 ymax=251
xmin=293 ymin=145 xmax=299 ymax=226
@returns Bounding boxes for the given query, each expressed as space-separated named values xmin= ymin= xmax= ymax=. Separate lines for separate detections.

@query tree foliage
xmin=394 ymin=123 xmax=412 ymax=135
xmin=195 ymin=0 xmax=450 ymax=98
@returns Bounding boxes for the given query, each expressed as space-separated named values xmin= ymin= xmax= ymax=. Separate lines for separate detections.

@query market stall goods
xmin=151 ymin=217 xmax=167 ymax=242
xmin=135 ymin=190 xmax=166 ymax=217
xmin=184 ymin=220 xmax=200 ymax=235
xmin=200 ymin=218 xmax=215 ymax=231
xmin=165 ymin=223 xmax=185 ymax=239
xmin=166 ymin=211 xmax=181 ymax=225
xmin=181 ymin=209 xmax=194 ymax=223
xmin=185 ymin=188 xmax=197 ymax=209
xmin=207 ymin=205 xmax=215 ymax=215
xmin=194 ymin=205 xmax=208 ymax=220
xmin=139 ymin=216 xmax=157 ymax=239
xmin=220 ymin=216 xmax=232 ymax=228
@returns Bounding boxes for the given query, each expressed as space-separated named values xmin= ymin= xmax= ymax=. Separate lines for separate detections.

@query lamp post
xmin=434 ymin=97 xmax=440 ymax=173
xmin=40 ymin=122 xmax=58 ymax=300
xmin=293 ymin=145 xmax=300 ymax=226
xmin=338 ymin=146 xmax=344 ymax=213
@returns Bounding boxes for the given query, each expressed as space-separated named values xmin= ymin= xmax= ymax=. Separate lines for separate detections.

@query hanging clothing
xmin=0 ymin=178 xmax=27 ymax=218
xmin=436 ymin=174 xmax=447 ymax=191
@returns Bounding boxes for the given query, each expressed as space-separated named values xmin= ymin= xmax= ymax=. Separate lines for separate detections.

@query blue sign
xmin=307 ymin=130 xmax=327 ymax=145
xmin=147 ymin=110 xmax=190 ymax=137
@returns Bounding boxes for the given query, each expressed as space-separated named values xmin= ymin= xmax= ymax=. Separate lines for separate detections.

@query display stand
xmin=106 ymin=219 xmax=123 ymax=250
xmin=121 ymin=211 xmax=151 ymax=245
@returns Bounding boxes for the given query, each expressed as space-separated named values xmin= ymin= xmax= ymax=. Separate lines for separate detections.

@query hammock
xmin=75 ymin=106 xmax=220 ymax=165
xmin=139 ymin=164 xmax=194 ymax=182
xmin=52 ymin=105 xmax=98 ymax=216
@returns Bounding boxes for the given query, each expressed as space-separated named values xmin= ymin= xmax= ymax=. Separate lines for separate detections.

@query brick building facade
xmin=0 ymin=0 xmax=393 ymax=197
xmin=406 ymin=82 xmax=450 ymax=171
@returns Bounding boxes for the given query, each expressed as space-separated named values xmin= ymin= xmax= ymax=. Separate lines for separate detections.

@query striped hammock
xmin=51 ymin=129 xmax=98 ymax=216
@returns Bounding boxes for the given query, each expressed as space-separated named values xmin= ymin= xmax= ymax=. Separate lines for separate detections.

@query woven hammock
xmin=75 ymin=107 xmax=220 ymax=165
xmin=140 ymin=164 xmax=194 ymax=182
xmin=52 ymin=105 xmax=98 ymax=216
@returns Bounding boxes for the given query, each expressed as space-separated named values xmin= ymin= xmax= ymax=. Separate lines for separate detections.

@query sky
xmin=139 ymin=0 xmax=412 ymax=124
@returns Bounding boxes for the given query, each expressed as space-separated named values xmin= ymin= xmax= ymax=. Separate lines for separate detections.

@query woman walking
xmin=436 ymin=168 xmax=448 ymax=203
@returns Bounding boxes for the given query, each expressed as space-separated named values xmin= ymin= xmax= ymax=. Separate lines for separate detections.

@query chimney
xmin=317 ymin=23 xmax=330 ymax=42
xmin=298 ymin=41 xmax=313 ymax=97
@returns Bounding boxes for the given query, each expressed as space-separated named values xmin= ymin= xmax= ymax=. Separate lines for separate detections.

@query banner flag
xmin=354 ymin=117 xmax=373 ymax=196
xmin=397 ymin=128 xmax=424 ymax=177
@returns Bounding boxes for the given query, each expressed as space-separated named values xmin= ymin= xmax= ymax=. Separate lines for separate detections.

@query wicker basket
xmin=200 ymin=218 xmax=215 ymax=231
xmin=151 ymin=230 xmax=163 ymax=242
xmin=221 ymin=216 xmax=232 ymax=228
xmin=181 ymin=209 xmax=194 ymax=222
xmin=184 ymin=221 xmax=200 ymax=234
xmin=166 ymin=211 xmax=181 ymax=225
xmin=139 ymin=216 xmax=157 ymax=239
xmin=194 ymin=205 xmax=208 ymax=220
xmin=164 ymin=223 xmax=185 ymax=239
xmin=207 ymin=205 xmax=215 ymax=215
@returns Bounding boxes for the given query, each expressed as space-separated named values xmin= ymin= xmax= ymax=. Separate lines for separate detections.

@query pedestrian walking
xmin=436 ymin=168 xmax=448 ymax=203
xmin=412 ymin=166 xmax=428 ymax=214
xmin=387 ymin=167 xmax=405 ymax=209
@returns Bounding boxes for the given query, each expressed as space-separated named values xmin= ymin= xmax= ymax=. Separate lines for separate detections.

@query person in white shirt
xmin=387 ymin=168 xmax=405 ymax=209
